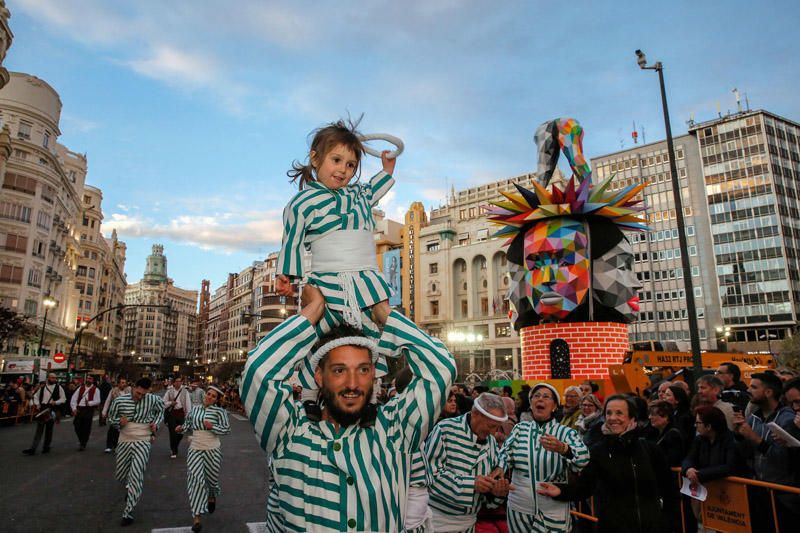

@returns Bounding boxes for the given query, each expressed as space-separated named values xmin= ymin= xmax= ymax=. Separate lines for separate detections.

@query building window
xmin=426 ymin=241 xmax=440 ymax=252
xmin=3 ymin=172 xmax=37 ymax=195
xmin=18 ymin=121 xmax=32 ymax=140
xmin=480 ymin=297 xmax=489 ymax=316
xmin=480 ymin=258 xmax=487 ymax=270
xmin=461 ymin=299 xmax=468 ymax=317
xmin=43 ymin=131 xmax=50 ymax=149
xmin=476 ymin=228 xmax=489 ymax=242
xmin=2 ymin=234 xmax=27 ymax=253
xmin=0 ymin=264 xmax=24 ymax=284
xmin=460 ymin=262 xmax=467 ymax=273
xmin=27 ymin=268 xmax=42 ymax=288
xmin=36 ymin=211 xmax=51 ymax=230
xmin=430 ymin=300 xmax=439 ymax=316
xmin=458 ymin=232 xmax=469 ymax=246
xmin=24 ymin=299 xmax=38 ymax=316
xmin=468 ymin=207 xmax=476 ymax=218
xmin=429 ymin=263 xmax=438 ymax=274
xmin=495 ymin=324 xmax=510 ymax=337
xmin=459 ymin=209 xmax=466 ymax=220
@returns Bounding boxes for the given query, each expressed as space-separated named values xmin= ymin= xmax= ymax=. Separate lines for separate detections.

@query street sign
xmin=53 ymin=352 xmax=66 ymax=364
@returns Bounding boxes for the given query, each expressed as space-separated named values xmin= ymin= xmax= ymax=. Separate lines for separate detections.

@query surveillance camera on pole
xmin=635 ymin=49 xmax=647 ymax=69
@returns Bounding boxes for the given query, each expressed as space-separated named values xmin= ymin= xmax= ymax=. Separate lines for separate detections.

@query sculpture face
xmin=525 ymin=218 xmax=590 ymax=320
xmin=592 ymin=236 xmax=642 ymax=322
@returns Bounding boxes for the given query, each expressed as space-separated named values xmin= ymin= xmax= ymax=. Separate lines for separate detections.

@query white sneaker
xmin=104 ymin=448 xmax=112 ymax=453
xmin=170 ymin=454 xmax=177 ymax=459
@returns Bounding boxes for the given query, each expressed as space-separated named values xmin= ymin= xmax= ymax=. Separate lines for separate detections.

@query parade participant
xmin=498 ymin=383 xmax=589 ymax=532
xmin=241 ymin=285 xmax=455 ymax=533
xmin=70 ymin=375 xmax=101 ymax=450
xmin=163 ymin=376 xmax=191 ymax=458
xmin=189 ymin=380 xmax=205 ymax=406
xmin=107 ymin=377 xmax=164 ymax=526
xmin=276 ymin=118 xmax=396 ymax=341
xmin=101 ymin=377 xmax=130 ymax=453
xmin=22 ymin=373 xmax=65 ymax=455
xmin=98 ymin=374 xmax=112 ymax=426
xmin=425 ymin=392 xmax=513 ymax=533
xmin=176 ymin=383 xmax=231 ymax=532
xmin=538 ymin=395 xmax=677 ymax=533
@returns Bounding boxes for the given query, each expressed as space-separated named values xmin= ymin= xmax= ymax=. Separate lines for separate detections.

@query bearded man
xmin=241 ymin=285 xmax=456 ymax=533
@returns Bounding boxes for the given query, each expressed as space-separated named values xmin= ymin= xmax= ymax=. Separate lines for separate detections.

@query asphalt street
xmin=0 ymin=411 xmax=269 ymax=533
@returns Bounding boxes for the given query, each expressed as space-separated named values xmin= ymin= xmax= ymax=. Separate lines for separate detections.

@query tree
xmin=778 ymin=335 xmax=800 ymax=370
xmin=211 ymin=361 xmax=245 ymax=384
xmin=0 ymin=307 xmax=38 ymax=346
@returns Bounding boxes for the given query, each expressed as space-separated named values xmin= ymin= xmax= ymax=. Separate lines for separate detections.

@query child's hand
xmin=381 ymin=150 xmax=396 ymax=176
xmin=276 ymin=274 xmax=294 ymax=296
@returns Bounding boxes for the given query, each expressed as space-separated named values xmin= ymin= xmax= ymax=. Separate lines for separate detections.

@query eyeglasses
xmin=715 ymin=370 xmax=730 ymax=375
xmin=531 ymin=393 xmax=555 ymax=401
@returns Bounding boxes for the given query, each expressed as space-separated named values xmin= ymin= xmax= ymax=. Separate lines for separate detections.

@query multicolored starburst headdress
xmin=486 ymin=173 xmax=649 ymax=242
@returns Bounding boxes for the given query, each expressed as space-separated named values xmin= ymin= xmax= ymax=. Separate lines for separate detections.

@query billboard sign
xmin=383 ymin=248 xmax=402 ymax=307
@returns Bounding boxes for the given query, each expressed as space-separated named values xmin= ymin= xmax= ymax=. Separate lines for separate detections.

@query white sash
xmin=404 ymin=486 xmax=432 ymax=530
xmin=189 ymin=429 xmax=220 ymax=450
xmin=430 ymin=507 xmax=477 ymax=532
xmin=119 ymin=422 xmax=151 ymax=443
xmin=309 ymin=229 xmax=378 ymax=273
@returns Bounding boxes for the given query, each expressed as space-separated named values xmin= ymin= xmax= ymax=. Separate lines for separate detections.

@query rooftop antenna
xmin=716 ymin=100 xmax=722 ymax=118
xmin=687 ymin=112 xmax=695 ymax=128
xmin=641 ymin=125 xmax=646 ymax=145
xmin=732 ymin=88 xmax=742 ymax=113
xmin=745 ymin=92 xmax=750 ymax=111
xmin=632 ymin=121 xmax=639 ymax=144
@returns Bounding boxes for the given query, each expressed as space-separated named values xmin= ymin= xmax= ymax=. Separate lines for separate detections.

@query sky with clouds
xmin=4 ymin=0 xmax=800 ymax=293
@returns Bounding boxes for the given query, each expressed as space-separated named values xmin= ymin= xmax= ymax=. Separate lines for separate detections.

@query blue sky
xmin=5 ymin=0 xmax=800 ymax=293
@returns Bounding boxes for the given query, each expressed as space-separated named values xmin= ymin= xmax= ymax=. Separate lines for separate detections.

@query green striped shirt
xmin=107 ymin=393 xmax=164 ymax=430
xmin=183 ymin=404 xmax=231 ymax=436
xmin=497 ymin=418 xmax=589 ymax=527
xmin=277 ymin=170 xmax=395 ymax=279
xmin=425 ymin=413 xmax=501 ymax=516
xmin=240 ymin=310 xmax=455 ymax=532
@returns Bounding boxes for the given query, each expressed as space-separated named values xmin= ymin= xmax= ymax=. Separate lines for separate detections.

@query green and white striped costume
xmin=107 ymin=393 xmax=165 ymax=520
xmin=497 ymin=418 xmax=590 ymax=533
xmin=241 ymin=310 xmax=455 ymax=533
xmin=278 ymin=170 xmax=393 ymax=331
xmin=182 ymin=404 xmax=231 ymax=517
xmin=404 ymin=449 xmax=434 ymax=533
xmin=425 ymin=413 xmax=502 ymax=533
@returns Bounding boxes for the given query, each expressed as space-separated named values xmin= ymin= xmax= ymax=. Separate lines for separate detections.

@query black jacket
xmin=646 ymin=423 xmax=685 ymax=468
xmin=555 ymin=430 xmax=678 ymax=533
xmin=681 ymin=428 xmax=743 ymax=483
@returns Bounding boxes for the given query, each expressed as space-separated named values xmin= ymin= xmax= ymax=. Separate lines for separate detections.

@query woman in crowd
xmin=438 ymin=389 xmax=460 ymax=422
xmin=516 ymin=387 xmax=533 ymax=422
xmin=575 ymin=393 xmax=603 ymax=447
xmin=681 ymin=405 xmax=742 ymax=483
xmin=646 ymin=400 xmax=685 ymax=467
xmin=663 ymin=384 xmax=694 ymax=443
xmin=498 ymin=384 xmax=590 ymax=532
xmin=538 ymin=394 xmax=677 ymax=533
xmin=176 ymin=384 xmax=231 ymax=532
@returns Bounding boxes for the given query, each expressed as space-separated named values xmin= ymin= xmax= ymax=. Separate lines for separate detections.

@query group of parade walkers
xmin=239 ymin=118 xmax=680 ymax=533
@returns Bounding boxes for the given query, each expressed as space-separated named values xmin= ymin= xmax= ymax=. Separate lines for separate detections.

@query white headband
xmin=208 ymin=385 xmax=224 ymax=396
xmin=309 ymin=336 xmax=380 ymax=370
xmin=473 ymin=398 xmax=509 ymax=422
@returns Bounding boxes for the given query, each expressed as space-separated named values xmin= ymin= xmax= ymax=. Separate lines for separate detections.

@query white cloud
xmin=60 ymin=113 xmax=100 ymax=133
xmin=103 ymin=210 xmax=284 ymax=253
xmin=127 ymin=45 xmax=218 ymax=88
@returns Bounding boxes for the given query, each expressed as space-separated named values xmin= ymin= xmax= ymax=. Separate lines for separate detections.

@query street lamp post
xmin=38 ymin=296 xmax=57 ymax=357
xmin=635 ymin=49 xmax=703 ymax=381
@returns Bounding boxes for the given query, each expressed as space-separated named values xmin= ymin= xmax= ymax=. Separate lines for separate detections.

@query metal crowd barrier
xmin=566 ymin=468 xmax=800 ymax=532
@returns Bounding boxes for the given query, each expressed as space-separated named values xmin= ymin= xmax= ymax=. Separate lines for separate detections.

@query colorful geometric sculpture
xmin=487 ymin=117 xmax=648 ymax=327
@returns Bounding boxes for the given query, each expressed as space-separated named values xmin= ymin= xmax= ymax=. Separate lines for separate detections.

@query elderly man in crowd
xmin=424 ymin=392 xmax=512 ymax=532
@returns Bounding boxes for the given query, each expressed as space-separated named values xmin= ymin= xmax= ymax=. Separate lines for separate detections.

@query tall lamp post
xmin=635 ymin=49 xmax=703 ymax=381
xmin=37 ymin=296 xmax=57 ymax=357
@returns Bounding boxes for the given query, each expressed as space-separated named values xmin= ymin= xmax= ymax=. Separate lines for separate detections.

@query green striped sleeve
xmin=497 ymin=422 xmax=520 ymax=471
xmin=425 ymin=421 xmax=477 ymax=509
xmin=366 ymin=170 xmax=395 ymax=206
xmin=211 ymin=406 xmax=231 ymax=436
xmin=277 ymin=195 xmax=309 ymax=278
xmin=377 ymin=311 xmax=456 ymax=451
xmin=240 ymin=315 xmax=318 ymax=455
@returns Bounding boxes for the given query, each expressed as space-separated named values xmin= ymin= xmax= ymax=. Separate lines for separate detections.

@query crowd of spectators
xmin=382 ymin=366 xmax=800 ymax=532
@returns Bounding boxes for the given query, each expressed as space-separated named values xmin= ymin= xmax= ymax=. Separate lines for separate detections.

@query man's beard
xmin=320 ymin=385 xmax=373 ymax=427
